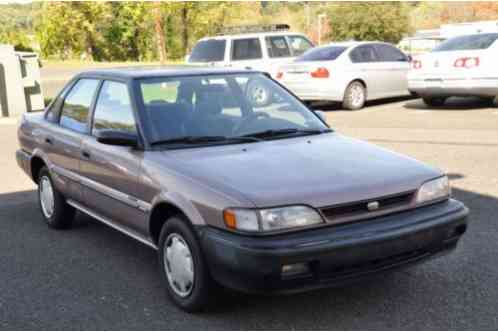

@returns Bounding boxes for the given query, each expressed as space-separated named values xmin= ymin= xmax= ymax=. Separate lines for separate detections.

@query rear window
xmin=189 ymin=39 xmax=226 ymax=62
xmin=296 ymin=46 xmax=347 ymax=62
xmin=433 ymin=33 xmax=498 ymax=52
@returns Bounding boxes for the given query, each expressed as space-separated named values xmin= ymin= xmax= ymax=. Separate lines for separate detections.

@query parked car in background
xmin=408 ymin=32 xmax=498 ymax=107
xmin=276 ymin=41 xmax=412 ymax=110
xmin=17 ymin=67 xmax=468 ymax=313
xmin=186 ymin=24 xmax=314 ymax=78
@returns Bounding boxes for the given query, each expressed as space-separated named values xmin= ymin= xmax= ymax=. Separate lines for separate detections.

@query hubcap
xmin=163 ymin=233 xmax=194 ymax=298
xmin=39 ymin=176 xmax=55 ymax=218
xmin=349 ymin=84 xmax=365 ymax=108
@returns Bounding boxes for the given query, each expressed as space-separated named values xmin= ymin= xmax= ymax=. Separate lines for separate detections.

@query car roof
xmin=200 ymin=31 xmax=308 ymax=41
xmin=78 ymin=65 xmax=260 ymax=80
xmin=319 ymin=41 xmax=393 ymax=49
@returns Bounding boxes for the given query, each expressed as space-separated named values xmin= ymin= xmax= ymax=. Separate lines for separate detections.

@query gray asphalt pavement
xmin=1 ymin=97 xmax=497 ymax=330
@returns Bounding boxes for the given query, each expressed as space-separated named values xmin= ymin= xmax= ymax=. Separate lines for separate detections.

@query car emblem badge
xmin=367 ymin=201 xmax=380 ymax=211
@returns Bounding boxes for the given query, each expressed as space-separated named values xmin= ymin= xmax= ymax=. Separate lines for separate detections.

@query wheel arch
xmin=148 ymin=192 xmax=206 ymax=246
xmin=149 ymin=202 xmax=186 ymax=245
xmin=342 ymin=78 xmax=367 ymax=101
xmin=30 ymin=155 xmax=47 ymax=184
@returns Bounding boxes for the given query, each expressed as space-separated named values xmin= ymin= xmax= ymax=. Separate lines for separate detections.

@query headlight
xmin=223 ymin=206 xmax=324 ymax=232
xmin=416 ymin=176 xmax=451 ymax=204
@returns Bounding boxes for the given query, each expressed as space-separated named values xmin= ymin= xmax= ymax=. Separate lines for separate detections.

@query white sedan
xmin=408 ymin=33 xmax=498 ymax=107
xmin=276 ymin=41 xmax=411 ymax=110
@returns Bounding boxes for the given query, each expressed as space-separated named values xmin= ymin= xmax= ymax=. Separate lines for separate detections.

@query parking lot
xmin=1 ymin=96 xmax=498 ymax=329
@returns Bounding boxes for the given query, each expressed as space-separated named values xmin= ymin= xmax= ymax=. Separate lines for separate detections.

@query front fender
xmin=149 ymin=191 xmax=207 ymax=227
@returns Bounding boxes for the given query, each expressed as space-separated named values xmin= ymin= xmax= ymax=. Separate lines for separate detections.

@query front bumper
xmin=408 ymin=77 xmax=498 ymax=98
xmin=200 ymin=199 xmax=468 ymax=294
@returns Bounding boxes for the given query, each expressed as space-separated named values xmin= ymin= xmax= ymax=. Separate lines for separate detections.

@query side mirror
xmin=314 ymin=110 xmax=327 ymax=123
xmin=96 ymin=130 xmax=138 ymax=147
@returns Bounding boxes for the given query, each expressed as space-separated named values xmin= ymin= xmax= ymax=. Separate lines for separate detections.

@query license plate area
xmin=425 ymin=79 xmax=443 ymax=88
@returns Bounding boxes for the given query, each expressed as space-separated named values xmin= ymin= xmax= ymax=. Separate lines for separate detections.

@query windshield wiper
xmin=151 ymin=135 xmax=261 ymax=146
xmin=240 ymin=128 xmax=332 ymax=139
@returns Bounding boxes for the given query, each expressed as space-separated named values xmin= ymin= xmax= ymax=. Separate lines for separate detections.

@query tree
xmin=36 ymin=2 xmax=110 ymax=60
xmin=326 ymin=3 xmax=412 ymax=44
xmin=154 ymin=2 xmax=167 ymax=63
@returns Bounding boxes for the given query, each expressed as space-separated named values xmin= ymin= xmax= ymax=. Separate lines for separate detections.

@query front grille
xmin=320 ymin=191 xmax=415 ymax=224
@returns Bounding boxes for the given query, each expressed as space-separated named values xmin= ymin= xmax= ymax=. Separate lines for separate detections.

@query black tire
xmin=158 ymin=215 xmax=212 ymax=312
xmin=422 ymin=97 xmax=447 ymax=107
xmin=37 ymin=166 xmax=75 ymax=229
xmin=342 ymin=81 xmax=366 ymax=110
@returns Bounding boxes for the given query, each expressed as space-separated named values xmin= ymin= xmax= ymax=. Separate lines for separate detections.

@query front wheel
xmin=158 ymin=216 xmax=213 ymax=312
xmin=37 ymin=166 xmax=75 ymax=229
xmin=422 ymin=97 xmax=447 ymax=107
xmin=343 ymin=81 xmax=366 ymax=110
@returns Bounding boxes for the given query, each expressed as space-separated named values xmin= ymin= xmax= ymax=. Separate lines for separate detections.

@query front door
xmin=79 ymin=80 xmax=147 ymax=235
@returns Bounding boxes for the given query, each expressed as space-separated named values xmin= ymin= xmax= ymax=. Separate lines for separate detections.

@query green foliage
xmin=326 ymin=3 xmax=412 ymax=44
xmin=0 ymin=3 xmax=38 ymax=51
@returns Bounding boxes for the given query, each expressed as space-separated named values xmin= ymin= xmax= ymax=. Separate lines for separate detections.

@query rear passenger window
xmin=374 ymin=44 xmax=408 ymax=62
xmin=93 ymin=81 xmax=136 ymax=134
xmin=350 ymin=46 xmax=378 ymax=63
xmin=266 ymin=36 xmax=291 ymax=58
xmin=59 ymin=79 xmax=99 ymax=133
xmin=232 ymin=38 xmax=262 ymax=60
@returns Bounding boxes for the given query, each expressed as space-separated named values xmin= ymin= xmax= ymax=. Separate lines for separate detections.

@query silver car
xmin=277 ymin=42 xmax=411 ymax=110
xmin=17 ymin=67 xmax=468 ymax=312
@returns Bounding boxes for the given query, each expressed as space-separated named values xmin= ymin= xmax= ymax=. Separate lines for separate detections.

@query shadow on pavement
xmin=310 ymin=95 xmax=417 ymax=112
xmin=0 ymin=182 xmax=497 ymax=329
xmin=404 ymin=97 xmax=495 ymax=111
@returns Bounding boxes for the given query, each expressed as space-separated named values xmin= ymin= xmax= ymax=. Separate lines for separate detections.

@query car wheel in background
xmin=343 ymin=81 xmax=366 ymax=110
xmin=422 ymin=97 xmax=447 ymax=107
xmin=37 ymin=166 xmax=75 ymax=229
xmin=158 ymin=215 xmax=213 ymax=312
xmin=246 ymin=80 xmax=272 ymax=107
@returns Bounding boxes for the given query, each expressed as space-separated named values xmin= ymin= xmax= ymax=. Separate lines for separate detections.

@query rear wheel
xmin=37 ymin=166 xmax=75 ymax=229
xmin=158 ymin=216 xmax=213 ymax=312
xmin=422 ymin=97 xmax=447 ymax=107
xmin=343 ymin=81 xmax=366 ymax=110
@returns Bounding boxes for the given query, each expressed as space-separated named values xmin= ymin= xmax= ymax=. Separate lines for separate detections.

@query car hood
xmin=150 ymin=133 xmax=442 ymax=208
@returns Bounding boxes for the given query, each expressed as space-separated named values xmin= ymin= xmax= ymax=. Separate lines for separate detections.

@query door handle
xmin=81 ymin=151 xmax=91 ymax=159
xmin=45 ymin=137 xmax=53 ymax=145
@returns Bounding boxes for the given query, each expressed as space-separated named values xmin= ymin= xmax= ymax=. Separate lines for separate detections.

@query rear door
xmin=48 ymin=78 xmax=100 ymax=202
xmin=230 ymin=37 xmax=264 ymax=71
xmin=349 ymin=45 xmax=384 ymax=99
xmin=79 ymin=80 xmax=147 ymax=234
xmin=264 ymin=35 xmax=293 ymax=76
xmin=373 ymin=44 xmax=410 ymax=96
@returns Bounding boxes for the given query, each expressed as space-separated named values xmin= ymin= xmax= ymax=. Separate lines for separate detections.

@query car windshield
xmin=296 ymin=46 xmax=347 ymax=61
xmin=189 ymin=39 xmax=226 ymax=62
xmin=432 ymin=33 xmax=498 ymax=52
xmin=137 ymin=73 xmax=329 ymax=147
